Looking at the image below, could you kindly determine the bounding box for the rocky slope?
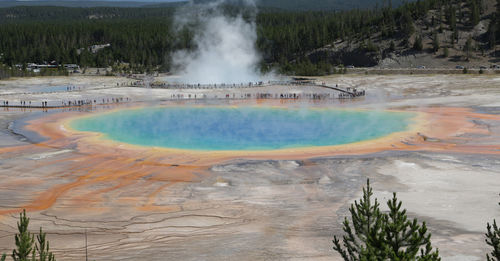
[306,0,499,69]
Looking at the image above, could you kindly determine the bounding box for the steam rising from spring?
[172,0,263,84]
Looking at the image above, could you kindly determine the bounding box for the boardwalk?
[130,80,366,99]
[0,80,366,110]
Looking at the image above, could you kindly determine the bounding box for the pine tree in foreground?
[35,228,56,261]
[332,179,386,259]
[333,179,440,261]
[12,210,34,261]
[384,193,440,260]
[486,195,500,261]
[9,210,56,261]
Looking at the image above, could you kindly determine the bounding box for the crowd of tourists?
[1,97,131,109]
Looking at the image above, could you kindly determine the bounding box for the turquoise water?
[33,85,71,93]
[70,107,415,151]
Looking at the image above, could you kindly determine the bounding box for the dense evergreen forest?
[0,0,492,76]
[0,0,412,10]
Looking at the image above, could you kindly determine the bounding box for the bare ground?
[0,74,498,260]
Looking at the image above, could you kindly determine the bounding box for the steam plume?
[172,0,264,84]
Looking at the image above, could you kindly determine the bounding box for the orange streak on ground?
[0,105,499,216]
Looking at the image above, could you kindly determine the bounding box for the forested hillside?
[193,0,412,11]
[0,0,411,11]
[259,0,411,11]
[0,1,178,8]
[303,0,496,71]
[0,0,497,76]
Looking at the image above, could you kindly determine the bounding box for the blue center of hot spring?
[70,107,415,151]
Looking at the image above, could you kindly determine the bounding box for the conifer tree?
[446,5,457,30]
[486,220,500,261]
[486,195,500,261]
[389,41,396,52]
[9,210,56,261]
[333,179,440,261]
[332,179,386,260]
[414,35,423,51]
[12,210,34,261]
[489,22,497,49]
[35,228,56,261]
[432,33,440,53]
[471,1,480,26]
[465,36,473,60]
[401,10,415,37]
[384,193,440,260]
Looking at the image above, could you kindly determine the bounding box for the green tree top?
[36,228,56,261]
[5,210,57,261]
[12,210,34,261]
[486,195,500,261]
[333,179,440,261]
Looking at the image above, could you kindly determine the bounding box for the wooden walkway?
[315,84,355,96]
[131,80,366,98]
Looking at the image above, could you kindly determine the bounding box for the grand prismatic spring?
[0,75,500,261]
[70,107,415,151]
